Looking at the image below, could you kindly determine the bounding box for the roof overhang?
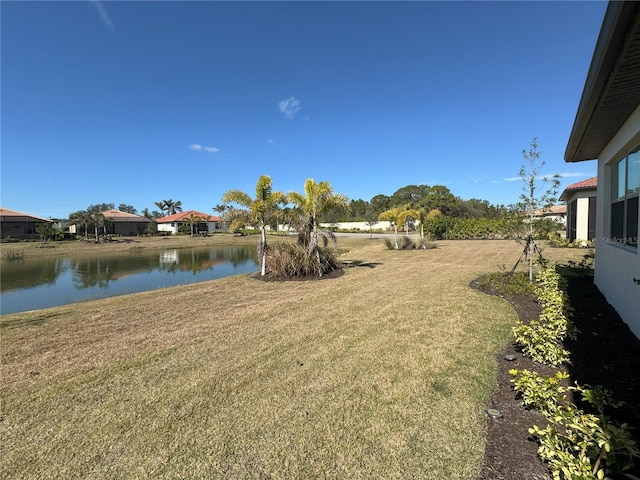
[565,1,640,163]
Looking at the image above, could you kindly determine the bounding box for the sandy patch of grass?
[0,238,589,479]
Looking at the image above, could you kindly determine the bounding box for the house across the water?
[156,211,224,235]
[0,208,53,240]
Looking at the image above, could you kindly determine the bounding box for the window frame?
[609,145,640,248]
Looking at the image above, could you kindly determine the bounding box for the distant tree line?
[320,184,514,223]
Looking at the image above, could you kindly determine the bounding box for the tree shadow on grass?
[342,260,382,269]
[0,312,67,331]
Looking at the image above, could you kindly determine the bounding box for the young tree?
[378,206,420,249]
[364,208,379,239]
[222,175,286,276]
[518,138,561,281]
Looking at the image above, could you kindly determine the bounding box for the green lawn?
[0,238,587,479]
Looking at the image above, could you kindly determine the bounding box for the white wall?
[319,221,394,231]
[157,223,178,234]
[594,104,640,338]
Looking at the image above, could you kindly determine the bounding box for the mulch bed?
[474,272,640,480]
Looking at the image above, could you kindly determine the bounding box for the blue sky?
[2,1,605,219]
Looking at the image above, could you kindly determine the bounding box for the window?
[610,147,639,247]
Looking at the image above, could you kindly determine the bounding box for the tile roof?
[101,209,149,221]
[533,205,567,217]
[156,210,221,223]
[565,176,598,191]
[559,176,597,200]
[0,208,52,222]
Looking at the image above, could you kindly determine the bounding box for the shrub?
[512,265,576,366]
[0,236,21,243]
[510,371,640,480]
[265,242,341,278]
[510,369,569,415]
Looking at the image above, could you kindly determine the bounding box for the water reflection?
[0,246,257,314]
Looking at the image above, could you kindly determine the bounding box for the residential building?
[531,205,567,228]
[156,210,224,235]
[0,208,53,239]
[69,209,152,237]
[559,177,597,242]
[564,1,640,337]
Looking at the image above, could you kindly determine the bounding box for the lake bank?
[1,233,263,259]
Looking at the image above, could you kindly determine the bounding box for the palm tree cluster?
[154,199,183,217]
[68,210,110,243]
[221,175,348,278]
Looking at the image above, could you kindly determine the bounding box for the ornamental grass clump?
[383,236,437,250]
[265,242,341,278]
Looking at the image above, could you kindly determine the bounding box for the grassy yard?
[0,237,589,479]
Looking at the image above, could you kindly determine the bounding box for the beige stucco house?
[560,177,597,242]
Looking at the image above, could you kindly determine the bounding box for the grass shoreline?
[0,238,588,479]
[1,233,263,259]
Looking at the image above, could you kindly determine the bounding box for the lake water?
[0,246,258,315]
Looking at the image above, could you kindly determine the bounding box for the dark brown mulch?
[474,272,640,480]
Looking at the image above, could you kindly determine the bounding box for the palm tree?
[212,204,227,217]
[69,210,92,241]
[90,212,106,243]
[154,201,167,217]
[379,206,420,249]
[288,179,348,275]
[212,204,228,231]
[183,212,205,237]
[222,175,286,276]
[165,199,183,215]
[154,199,182,217]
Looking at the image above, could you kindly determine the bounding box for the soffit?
[566,3,640,162]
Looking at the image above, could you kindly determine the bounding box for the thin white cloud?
[278,96,301,119]
[189,144,219,153]
[504,176,521,182]
[90,0,115,32]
